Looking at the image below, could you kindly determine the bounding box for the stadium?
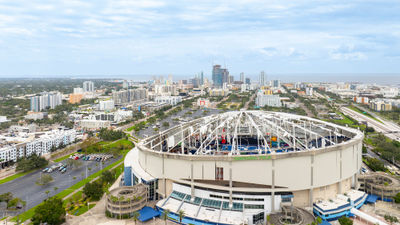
[124,110,365,224]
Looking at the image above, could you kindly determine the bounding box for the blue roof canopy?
[366,194,378,204]
[138,207,161,222]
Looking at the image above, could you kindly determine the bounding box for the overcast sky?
[0,0,399,78]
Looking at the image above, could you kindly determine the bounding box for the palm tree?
[161,209,170,225]
[178,210,185,225]
[132,211,140,225]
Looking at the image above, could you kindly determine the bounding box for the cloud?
[0,0,399,75]
[329,44,368,60]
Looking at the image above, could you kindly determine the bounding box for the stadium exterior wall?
[134,132,363,208]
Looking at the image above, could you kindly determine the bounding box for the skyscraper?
[212,65,229,87]
[240,72,245,83]
[83,81,95,92]
[259,71,266,86]
[272,80,281,88]
[200,71,204,85]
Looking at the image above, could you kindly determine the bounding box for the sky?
[0,0,399,79]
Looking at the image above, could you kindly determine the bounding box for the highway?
[341,107,400,141]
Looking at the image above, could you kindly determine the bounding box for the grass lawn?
[74,203,96,216]
[0,170,34,185]
[53,152,76,163]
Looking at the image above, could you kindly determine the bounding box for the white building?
[0,116,8,123]
[83,81,95,93]
[155,96,182,106]
[99,100,115,111]
[30,92,62,112]
[256,92,282,107]
[0,129,76,163]
[79,116,111,130]
[306,87,313,96]
[73,87,84,94]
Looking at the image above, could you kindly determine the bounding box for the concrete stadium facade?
[124,111,364,224]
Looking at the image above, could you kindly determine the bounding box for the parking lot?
[137,108,221,139]
[0,152,121,215]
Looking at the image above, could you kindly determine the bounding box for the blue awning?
[366,194,378,204]
[138,207,161,222]
[321,220,332,225]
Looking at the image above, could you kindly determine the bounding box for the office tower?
[212,65,229,87]
[259,71,266,86]
[83,81,95,92]
[200,71,204,85]
[30,92,62,112]
[245,78,251,85]
[240,72,245,83]
[228,75,234,84]
[272,80,281,88]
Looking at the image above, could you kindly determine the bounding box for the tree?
[83,181,104,200]
[0,192,13,204]
[45,190,50,198]
[338,216,353,225]
[161,209,170,225]
[162,122,170,127]
[365,157,386,172]
[16,154,48,172]
[384,215,398,225]
[394,192,400,203]
[32,196,66,225]
[132,211,140,225]
[36,174,54,186]
[101,170,115,184]
[66,158,82,169]
[178,210,185,225]
[7,197,25,209]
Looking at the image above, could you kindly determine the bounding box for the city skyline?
[0,0,399,77]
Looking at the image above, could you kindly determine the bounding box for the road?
[0,155,121,216]
[245,92,256,109]
[341,107,400,141]
[136,108,221,139]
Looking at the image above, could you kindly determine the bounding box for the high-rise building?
[83,81,95,92]
[112,89,148,104]
[228,75,234,84]
[245,78,251,85]
[200,71,204,85]
[212,65,229,87]
[259,71,266,86]
[240,72,245,83]
[30,92,62,112]
[272,80,281,88]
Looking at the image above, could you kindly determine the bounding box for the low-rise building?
[255,92,282,107]
[99,100,115,111]
[79,116,111,130]
[369,99,392,112]
[154,96,182,106]
[209,89,229,97]
[69,93,83,104]
[0,129,76,163]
